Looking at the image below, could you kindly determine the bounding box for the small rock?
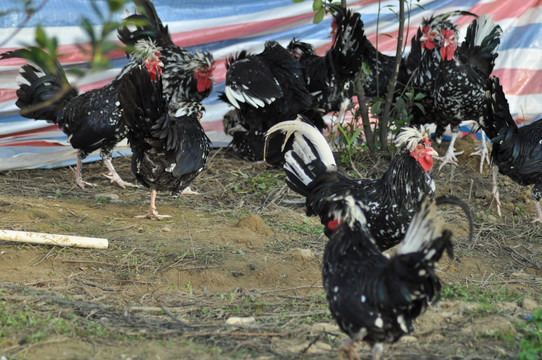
[310,322,340,335]
[399,335,418,343]
[162,226,172,232]
[225,316,256,326]
[289,248,314,260]
[521,297,539,312]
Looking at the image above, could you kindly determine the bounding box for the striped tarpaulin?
[0,0,540,169]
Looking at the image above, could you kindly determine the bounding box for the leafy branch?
[1,0,133,76]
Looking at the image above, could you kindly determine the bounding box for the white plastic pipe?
[0,230,108,249]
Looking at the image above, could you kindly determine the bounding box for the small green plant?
[292,0,341,24]
[166,283,176,291]
[515,204,526,216]
[396,89,425,127]
[96,196,110,204]
[184,281,193,296]
[519,309,542,360]
[228,169,283,196]
[336,120,364,165]
[219,292,237,302]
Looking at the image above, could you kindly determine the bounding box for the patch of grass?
[191,244,231,265]
[477,329,516,348]
[442,283,524,304]
[463,303,503,318]
[518,309,542,360]
[0,302,70,343]
[0,301,127,346]
[228,169,283,196]
[96,196,110,204]
[266,217,323,236]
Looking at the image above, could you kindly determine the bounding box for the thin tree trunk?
[341,0,375,152]
[379,0,405,151]
[356,76,375,153]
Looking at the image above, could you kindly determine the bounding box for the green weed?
[519,309,542,360]
[96,196,110,204]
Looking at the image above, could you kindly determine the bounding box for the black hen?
[0,41,163,188]
[118,0,214,115]
[355,19,409,100]
[322,194,452,359]
[482,76,542,222]
[432,14,502,170]
[219,40,326,164]
[119,66,210,220]
[265,118,438,251]
[287,5,364,119]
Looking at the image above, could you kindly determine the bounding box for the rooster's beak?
[425,147,439,157]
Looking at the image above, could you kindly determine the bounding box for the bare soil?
[0,136,541,360]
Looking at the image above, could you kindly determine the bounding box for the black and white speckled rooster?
[407,11,478,131]
[265,118,438,251]
[286,4,364,120]
[219,41,326,164]
[0,40,163,188]
[118,0,214,116]
[321,194,452,359]
[432,14,502,170]
[482,76,542,222]
[119,65,210,220]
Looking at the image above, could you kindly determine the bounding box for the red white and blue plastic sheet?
[0,0,540,169]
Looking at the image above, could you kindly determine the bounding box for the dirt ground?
[0,135,541,360]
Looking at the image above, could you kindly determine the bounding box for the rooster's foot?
[104,173,139,189]
[492,192,502,217]
[338,338,360,360]
[135,211,172,220]
[179,186,200,195]
[77,180,97,189]
[437,150,464,171]
[469,142,490,174]
[531,201,542,223]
